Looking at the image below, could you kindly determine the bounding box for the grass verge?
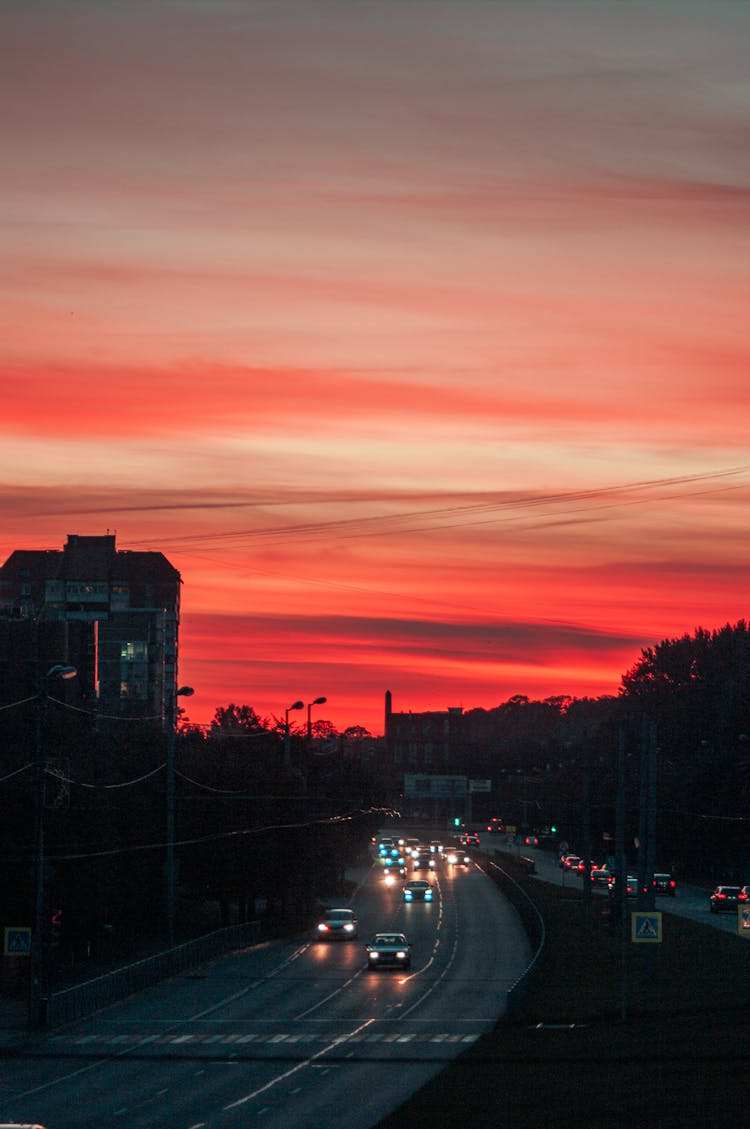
[374,856,750,1129]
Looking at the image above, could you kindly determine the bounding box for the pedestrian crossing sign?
[4,926,32,955]
[631,911,662,943]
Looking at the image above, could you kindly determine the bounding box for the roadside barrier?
[46,920,261,1027]
[482,857,545,1016]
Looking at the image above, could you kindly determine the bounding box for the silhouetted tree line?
[1,620,748,974]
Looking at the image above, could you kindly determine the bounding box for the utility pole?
[615,724,628,1022]
[29,664,76,1028]
[581,735,591,910]
[165,685,193,948]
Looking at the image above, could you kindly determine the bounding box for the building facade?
[0,533,182,725]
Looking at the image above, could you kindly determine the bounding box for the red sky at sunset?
[2,1,749,736]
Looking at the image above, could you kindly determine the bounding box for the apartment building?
[0,533,182,724]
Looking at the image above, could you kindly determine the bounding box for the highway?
[0,839,532,1129]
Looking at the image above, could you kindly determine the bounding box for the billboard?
[404,774,467,798]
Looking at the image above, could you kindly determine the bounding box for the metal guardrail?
[46,920,261,1028]
[484,853,545,1016]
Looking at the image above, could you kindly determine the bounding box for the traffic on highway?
[0,828,532,1129]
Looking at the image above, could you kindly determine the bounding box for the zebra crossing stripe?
[53,1029,482,1047]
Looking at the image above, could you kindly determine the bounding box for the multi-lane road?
[0,837,532,1129]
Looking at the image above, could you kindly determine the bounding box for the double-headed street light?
[307,696,327,742]
[166,685,194,948]
[284,700,304,771]
[30,663,77,1028]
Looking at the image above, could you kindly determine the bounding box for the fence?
[483,853,546,1015]
[46,919,261,1027]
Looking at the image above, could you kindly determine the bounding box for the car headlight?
[317,923,328,932]
[425,891,433,900]
[404,892,413,901]
[344,923,354,932]
[395,951,407,960]
[369,951,379,960]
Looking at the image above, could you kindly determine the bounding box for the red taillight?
[739,893,748,902]
[717,893,726,900]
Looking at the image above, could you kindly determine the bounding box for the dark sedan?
[709,885,746,913]
[315,907,359,939]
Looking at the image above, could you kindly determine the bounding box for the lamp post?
[284,700,304,771]
[30,663,77,1029]
[306,696,327,743]
[165,684,194,948]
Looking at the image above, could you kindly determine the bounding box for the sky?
[2,0,749,737]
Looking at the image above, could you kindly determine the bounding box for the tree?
[209,703,271,734]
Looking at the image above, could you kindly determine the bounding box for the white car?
[446,851,471,867]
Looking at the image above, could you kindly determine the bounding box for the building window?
[121,640,148,661]
[120,677,148,700]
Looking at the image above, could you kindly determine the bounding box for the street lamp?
[284,700,304,771]
[165,685,194,948]
[30,664,77,1028]
[306,696,327,742]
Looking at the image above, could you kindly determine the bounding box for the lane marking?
[223,1018,375,1110]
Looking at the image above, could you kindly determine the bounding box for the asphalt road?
[488,836,750,938]
[0,847,532,1129]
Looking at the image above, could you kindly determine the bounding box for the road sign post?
[631,911,662,943]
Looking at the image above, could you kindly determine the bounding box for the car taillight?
[739,893,748,902]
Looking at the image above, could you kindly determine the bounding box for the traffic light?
[453,817,461,827]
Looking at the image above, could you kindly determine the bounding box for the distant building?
[385,690,471,774]
[0,533,182,726]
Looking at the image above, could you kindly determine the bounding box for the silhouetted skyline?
[3,1,749,734]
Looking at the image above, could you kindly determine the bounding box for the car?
[315,907,359,940]
[405,838,421,856]
[590,867,612,888]
[429,840,444,855]
[446,850,471,867]
[486,817,504,834]
[709,885,746,913]
[366,932,411,970]
[607,874,639,898]
[561,855,582,872]
[459,832,480,847]
[377,837,395,857]
[413,851,435,871]
[403,879,433,902]
[651,873,677,897]
[524,835,540,846]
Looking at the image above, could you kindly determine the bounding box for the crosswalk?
[49,1029,481,1050]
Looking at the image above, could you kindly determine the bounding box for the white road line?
[223,1018,375,1111]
